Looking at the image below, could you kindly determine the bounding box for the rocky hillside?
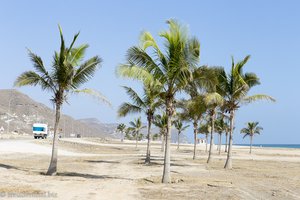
[0,89,189,143]
[0,89,115,138]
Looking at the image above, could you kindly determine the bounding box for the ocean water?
[236,144,300,149]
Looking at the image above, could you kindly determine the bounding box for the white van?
[33,123,48,139]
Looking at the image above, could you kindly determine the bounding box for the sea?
[235,144,300,149]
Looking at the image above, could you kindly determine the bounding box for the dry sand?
[0,137,299,200]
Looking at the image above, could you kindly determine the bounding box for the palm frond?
[27,49,47,76]
[73,88,111,107]
[122,86,145,108]
[58,25,66,67]
[244,72,260,88]
[127,46,166,80]
[14,71,55,92]
[68,31,80,54]
[116,65,157,85]
[118,103,142,117]
[242,94,276,104]
[69,44,89,65]
[72,56,102,88]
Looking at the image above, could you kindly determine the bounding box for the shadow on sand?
[0,163,20,170]
[84,160,120,164]
[140,161,191,167]
[0,163,44,174]
[56,172,132,180]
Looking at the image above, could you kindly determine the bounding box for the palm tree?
[117,123,126,141]
[118,83,161,164]
[215,116,228,155]
[182,66,216,159]
[217,56,275,169]
[153,113,168,153]
[241,122,263,154]
[178,97,206,159]
[128,117,146,148]
[198,122,210,153]
[205,93,224,163]
[173,119,189,150]
[14,26,108,175]
[124,127,133,140]
[204,68,225,163]
[117,20,200,183]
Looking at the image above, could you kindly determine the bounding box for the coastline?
[234,144,300,149]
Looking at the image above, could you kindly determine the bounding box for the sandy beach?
[0,137,299,200]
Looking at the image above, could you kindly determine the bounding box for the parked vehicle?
[33,123,48,139]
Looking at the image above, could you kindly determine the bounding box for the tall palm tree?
[14,26,108,175]
[178,97,206,159]
[241,122,263,154]
[118,83,161,164]
[128,117,146,148]
[117,123,126,141]
[117,19,200,183]
[153,113,168,153]
[217,56,275,169]
[173,119,189,150]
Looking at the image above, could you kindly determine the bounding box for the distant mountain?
[0,89,189,143]
[0,89,113,138]
[78,118,119,138]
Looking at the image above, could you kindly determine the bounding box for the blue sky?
[0,1,299,144]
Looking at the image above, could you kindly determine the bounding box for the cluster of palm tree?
[13,20,274,183]
[117,19,275,183]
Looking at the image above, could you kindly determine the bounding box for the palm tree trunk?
[205,134,208,153]
[177,131,180,150]
[225,131,228,152]
[161,133,165,152]
[218,133,222,155]
[135,131,138,148]
[162,112,172,183]
[193,121,198,160]
[46,102,61,175]
[250,135,253,154]
[162,98,174,184]
[224,110,235,169]
[207,111,215,163]
[145,118,152,164]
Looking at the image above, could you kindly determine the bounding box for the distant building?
[197,138,206,144]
